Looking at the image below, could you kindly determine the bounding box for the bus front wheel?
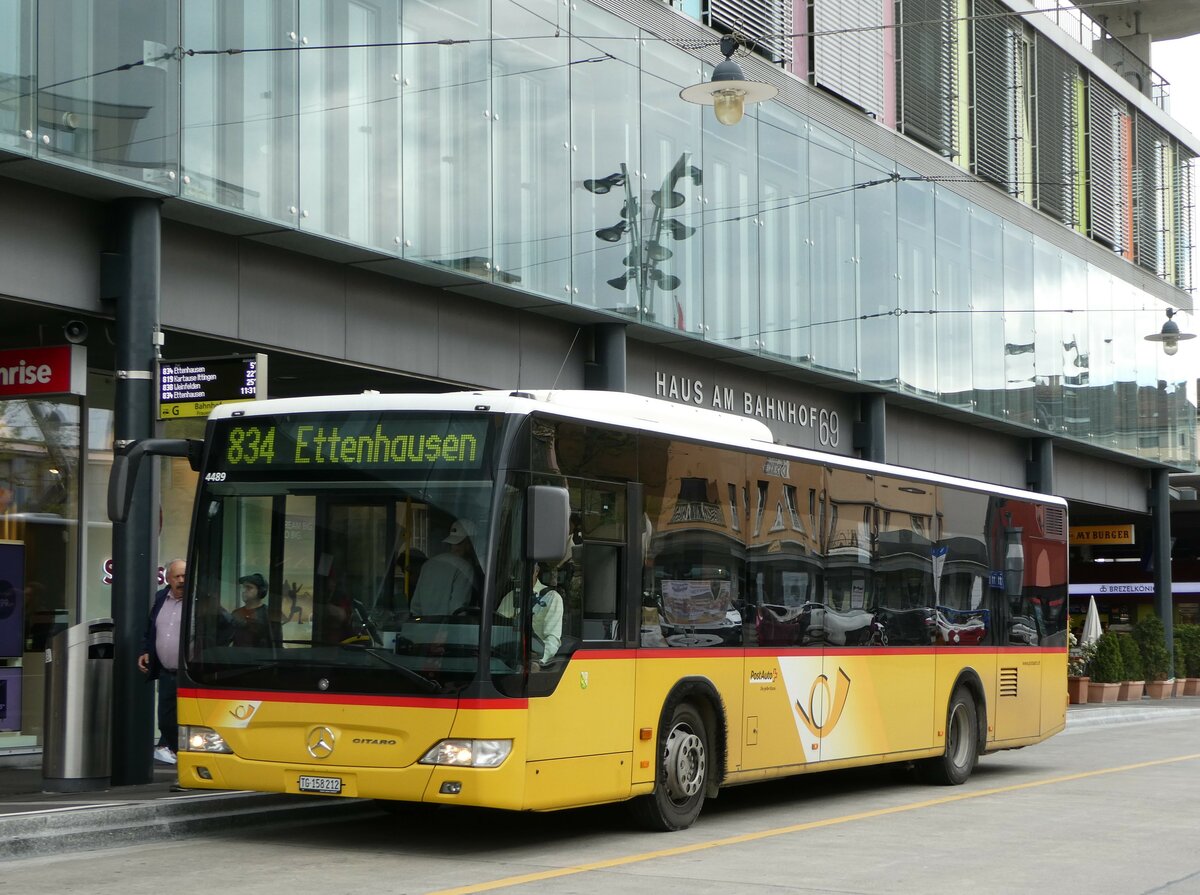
[631,702,709,831]
[920,686,978,785]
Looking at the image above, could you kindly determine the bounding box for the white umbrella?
[1080,595,1102,648]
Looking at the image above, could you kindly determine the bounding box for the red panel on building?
[0,345,85,398]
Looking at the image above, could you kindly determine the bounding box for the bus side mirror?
[108,438,204,523]
[527,485,570,563]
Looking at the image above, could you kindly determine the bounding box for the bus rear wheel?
[920,686,978,785]
[631,702,708,831]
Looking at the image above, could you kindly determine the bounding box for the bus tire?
[630,702,709,831]
[920,686,978,785]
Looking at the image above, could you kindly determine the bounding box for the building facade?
[0,0,1196,758]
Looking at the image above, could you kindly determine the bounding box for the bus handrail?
[108,438,204,523]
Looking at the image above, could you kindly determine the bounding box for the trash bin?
[42,618,114,792]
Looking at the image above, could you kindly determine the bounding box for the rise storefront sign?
[0,346,86,398]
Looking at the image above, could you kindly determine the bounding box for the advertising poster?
[662,580,730,626]
[0,541,25,658]
[0,666,20,731]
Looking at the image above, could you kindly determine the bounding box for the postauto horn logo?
[794,668,852,738]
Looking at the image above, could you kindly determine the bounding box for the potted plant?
[1173,638,1188,696]
[1134,613,1172,699]
[1117,634,1144,702]
[1066,632,1091,705]
[1086,631,1124,703]
[1180,624,1200,696]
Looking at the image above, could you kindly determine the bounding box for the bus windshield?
[186,412,502,695]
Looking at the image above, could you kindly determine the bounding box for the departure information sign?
[210,415,493,474]
[159,355,266,419]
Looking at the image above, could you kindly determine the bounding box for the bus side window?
[581,543,620,641]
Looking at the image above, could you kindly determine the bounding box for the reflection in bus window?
[641,437,745,648]
[872,476,935,646]
[935,488,991,646]
[746,453,823,648]
[820,468,876,646]
[993,498,1068,647]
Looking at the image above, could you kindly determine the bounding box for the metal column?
[1150,468,1175,678]
[584,323,627,392]
[108,198,161,786]
[1027,437,1055,494]
[853,394,887,464]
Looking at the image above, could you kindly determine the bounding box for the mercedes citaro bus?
[110,390,1067,830]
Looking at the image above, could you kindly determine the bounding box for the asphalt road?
[5,714,1199,895]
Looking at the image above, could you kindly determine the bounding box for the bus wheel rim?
[664,723,705,801]
[947,703,969,766]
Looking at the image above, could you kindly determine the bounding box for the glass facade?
[35,1,180,187]
[0,0,1195,468]
[0,373,118,750]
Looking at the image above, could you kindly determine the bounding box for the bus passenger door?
[523,480,635,805]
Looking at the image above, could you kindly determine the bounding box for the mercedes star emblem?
[307,726,336,759]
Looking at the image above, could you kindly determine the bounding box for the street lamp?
[1144,308,1195,356]
[680,36,778,126]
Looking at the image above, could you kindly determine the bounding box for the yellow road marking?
[428,752,1200,895]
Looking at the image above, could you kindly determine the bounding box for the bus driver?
[497,562,563,668]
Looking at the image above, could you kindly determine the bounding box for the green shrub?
[1133,613,1171,681]
[1178,624,1200,678]
[1175,639,1186,680]
[1069,637,1096,677]
[1118,634,1144,681]
[1088,631,1125,684]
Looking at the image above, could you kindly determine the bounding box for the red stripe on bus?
[649,646,1066,659]
[572,649,639,660]
[177,687,527,709]
[457,698,529,710]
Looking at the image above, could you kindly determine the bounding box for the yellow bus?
[131,390,1068,830]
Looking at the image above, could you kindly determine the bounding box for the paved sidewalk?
[1058,692,1200,730]
[1,695,1197,862]
[0,755,377,861]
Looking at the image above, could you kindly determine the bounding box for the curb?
[1065,705,1200,730]
[0,790,379,862]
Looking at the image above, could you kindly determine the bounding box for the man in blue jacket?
[138,559,186,764]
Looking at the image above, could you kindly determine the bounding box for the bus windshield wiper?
[341,645,440,693]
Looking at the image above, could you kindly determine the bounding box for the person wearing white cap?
[410,518,479,618]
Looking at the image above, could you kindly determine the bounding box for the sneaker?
[153,746,177,765]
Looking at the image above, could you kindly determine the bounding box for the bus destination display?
[212,416,491,473]
[160,355,265,419]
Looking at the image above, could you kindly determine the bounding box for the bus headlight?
[179,725,233,754]
[419,739,512,768]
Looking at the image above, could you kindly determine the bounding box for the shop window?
[0,395,81,748]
